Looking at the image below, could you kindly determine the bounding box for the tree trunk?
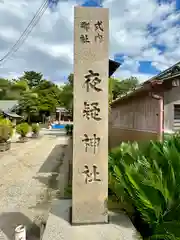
[28,114,31,123]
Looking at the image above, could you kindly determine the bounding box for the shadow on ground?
[0,212,40,240]
[30,144,67,211]
[32,144,66,192]
[38,144,66,174]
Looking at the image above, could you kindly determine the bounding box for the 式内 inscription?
[94,20,104,43]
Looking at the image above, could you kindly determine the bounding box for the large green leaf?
[108,137,180,238]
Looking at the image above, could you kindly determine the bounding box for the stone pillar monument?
[41,6,136,240]
[72,6,109,224]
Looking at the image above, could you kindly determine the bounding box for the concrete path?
[0,135,69,240]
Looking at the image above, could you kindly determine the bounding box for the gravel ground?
[0,134,68,240]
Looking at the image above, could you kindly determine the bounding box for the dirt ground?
[0,134,68,240]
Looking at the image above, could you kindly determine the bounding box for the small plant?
[64,184,72,197]
[109,138,180,239]
[0,118,13,143]
[31,123,40,135]
[16,122,29,138]
[0,118,13,151]
[65,124,73,136]
[65,124,70,135]
[69,124,73,135]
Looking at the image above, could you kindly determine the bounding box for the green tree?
[0,78,10,100]
[35,79,55,90]
[21,71,43,89]
[0,71,64,122]
[11,79,29,92]
[18,92,39,123]
[60,74,139,108]
[36,80,62,114]
[59,74,73,111]
[68,73,73,86]
[110,76,139,100]
[0,78,25,100]
[7,79,30,100]
[3,77,32,101]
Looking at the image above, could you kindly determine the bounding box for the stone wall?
[57,137,73,197]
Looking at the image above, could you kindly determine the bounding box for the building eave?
[111,85,148,106]
[111,80,164,107]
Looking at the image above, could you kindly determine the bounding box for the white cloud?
[114,57,154,82]
[120,57,140,73]
[0,0,179,84]
[104,0,179,81]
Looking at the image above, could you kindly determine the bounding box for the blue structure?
[81,0,102,7]
[48,0,59,7]
[51,124,66,129]
[48,0,103,9]
[48,0,60,11]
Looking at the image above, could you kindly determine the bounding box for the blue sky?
[0,0,179,83]
[176,0,180,9]
[81,0,180,79]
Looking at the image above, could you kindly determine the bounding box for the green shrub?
[65,124,73,136]
[69,124,73,135]
[31,123,40,134]
[109,137,180,239]
[0,118,13,143]
[16,122,29,137]
[64,184,72,197]
[65,124,70,135]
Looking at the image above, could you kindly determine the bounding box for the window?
[173,104,180,130]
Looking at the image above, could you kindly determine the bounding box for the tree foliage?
[0,71,62,122]
[18,92,39,123]
[59,74,73,111]
[0,78,11,100]
[0,71,139,122]
[59,73,140,110]
[109,76,139,100]
[21,71,43,89]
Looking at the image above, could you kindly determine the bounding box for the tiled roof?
[144,61,180,84]
[0,100,18,112]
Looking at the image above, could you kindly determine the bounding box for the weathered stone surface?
[42,199,139,240]
[73,7,109,224]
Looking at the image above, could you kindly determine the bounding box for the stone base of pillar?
[41,199,138,240]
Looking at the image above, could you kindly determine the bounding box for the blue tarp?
[81,0,102,7]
